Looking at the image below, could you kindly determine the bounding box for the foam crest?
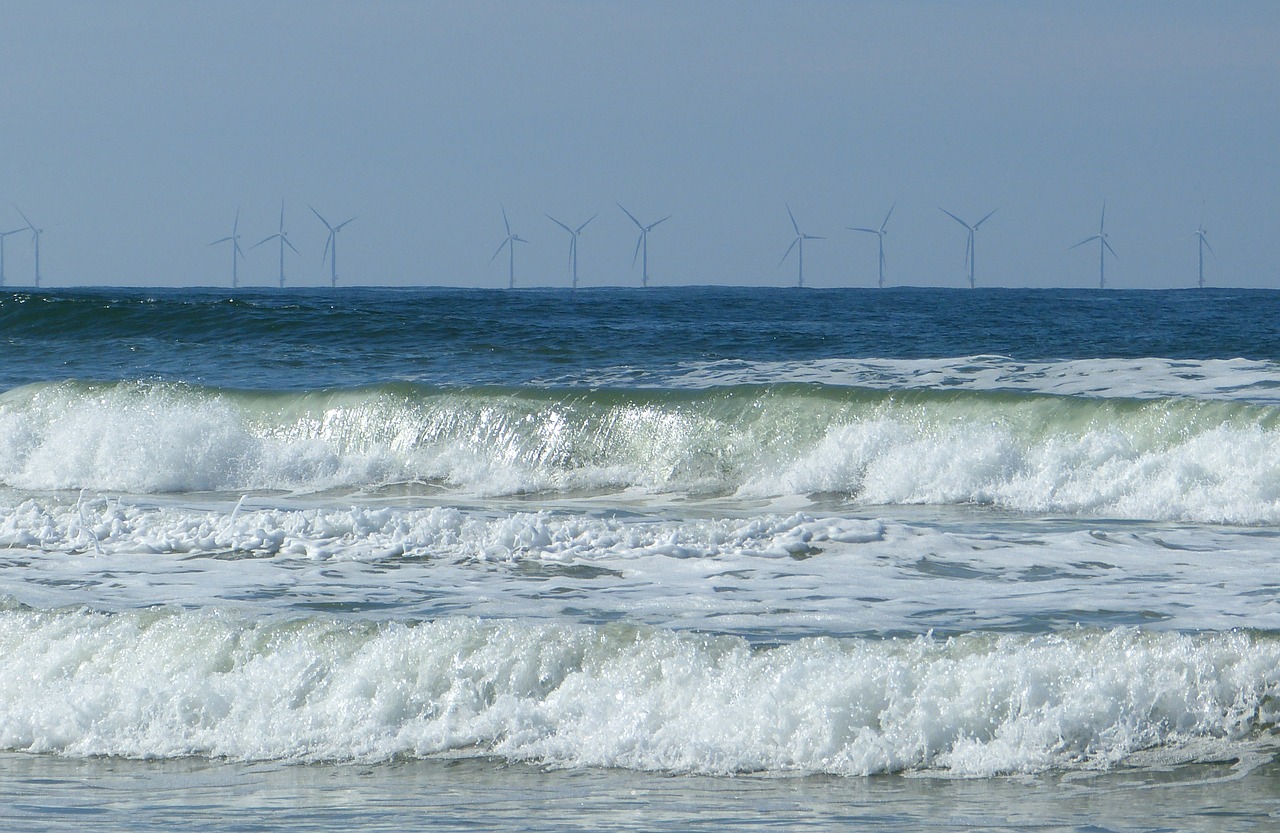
[4,381,1280,523]
[0,610,1275,775]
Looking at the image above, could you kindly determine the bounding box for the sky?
[1,0,1277,290]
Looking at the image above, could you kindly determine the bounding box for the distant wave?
[1,606,1275,775]
[3,379,1280,523]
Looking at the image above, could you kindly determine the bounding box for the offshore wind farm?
[0,198,1244,290]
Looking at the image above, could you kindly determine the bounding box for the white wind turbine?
[847,203,895,288]
[252,201,300,288]
[546,212,595,289]
[939,207,997,289]
[0,224,27,288]
[618,204,669,287]
[311,206,356,288]
[1070,202,1117,289]
[1194,212,1214,289]
[490,206,528,289]
[15,206,44,288]
[208,208,247,288]
[780,204,823,288]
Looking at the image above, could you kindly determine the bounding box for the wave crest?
[1,609,1275,775]
[2,381,1280,523]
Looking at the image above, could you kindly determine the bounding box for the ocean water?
[1,286,1279,831]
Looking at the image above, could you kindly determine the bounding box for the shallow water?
[4,753,1278,833]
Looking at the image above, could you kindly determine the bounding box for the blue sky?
[1,0,1277,288]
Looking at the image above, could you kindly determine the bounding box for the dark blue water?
[5,286,1280,391]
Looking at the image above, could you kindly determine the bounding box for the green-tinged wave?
[1,380,1279,522]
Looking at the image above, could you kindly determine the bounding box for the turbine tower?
[546,212,595,289]
[0,225,27,288]
[847,204,895,288]
[780,204,823,288]
[618,204,669,287]
[1194,214,1214,289]
[490,206,528,289]
[15,207,43,288]
[1070,202,1117,289]
[251,201,299,288]
[208,208,247,288]
[311,206,356,288]
[939,207,997,289]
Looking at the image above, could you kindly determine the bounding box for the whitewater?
[2,286,1278,832]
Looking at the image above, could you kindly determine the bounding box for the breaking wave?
[2,380,1280,523]
[0,606,1275,776]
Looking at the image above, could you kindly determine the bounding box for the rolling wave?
[2,380,1279,522]
[1,606,1275,775]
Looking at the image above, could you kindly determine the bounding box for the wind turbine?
[208,208,247,288]
[939,207,997,289]
[780,204,823,288]
[251,201,300,288]
[618,204,669,287]
[311,206,356,288]
[490,206,528,289]
[15,207,43,288]
[0,224,28,288]
[546,212,595,289]
[1194,213,1214,289]
[847,203,894,288]
[1070,202,1117,289]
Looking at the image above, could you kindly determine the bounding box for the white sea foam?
[4,379,1280,524]
[645,356,1280,403]
[3,497,1278,636]
[0,609,1275,776]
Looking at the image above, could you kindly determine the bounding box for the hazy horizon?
[2,1,1277,290]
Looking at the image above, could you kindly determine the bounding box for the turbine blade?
[575,213,596,233]
[803,234,824,240]
[1070,235,1099,250]
[939,207,968,228]
[847,227,878,234]
[490,239,509,263]
[1203,237,1215,257]
[233,207,240,235]
[1103,238,1117,258]
[778,237,798,267]
[632,233,643,267]
[502,206,511,237]
[786,204,799,236]
[251,234,278,249]
[14,206,34,230]
[284,236,300,255]
[279,201,285,232]
[545,214,573,234]
[322,234,332,265]
[235,241,246,260]
[647,215,670,230]
[618,203,643,229]
[309,205,333,231]
[975,208,998,228]
[209,236,233,246]
[1100,201,1107,232]
[881,203,895,232]
[335,217,355,230]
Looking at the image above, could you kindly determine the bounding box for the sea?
[1,285,1278,832]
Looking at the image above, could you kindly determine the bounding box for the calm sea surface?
[1,286,1278,831]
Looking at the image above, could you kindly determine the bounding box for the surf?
[0,606,1275,776]
[3,379,1280,523]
